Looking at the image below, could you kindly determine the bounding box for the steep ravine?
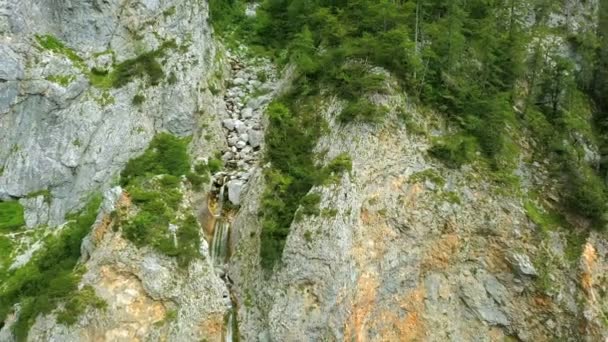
[205,50,278,341]
[1,1,607,341]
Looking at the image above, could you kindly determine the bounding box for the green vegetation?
[0,196,102,341]
[132,94,145,105]
[409,169,445,188]
[0,201,25,231]
[121,133,190,185]
[211,0,608,270]
[35,35,83,66]
[36,34,175,90]
[428,134,478,169]
[89,41,175,89]
[46,75,75,87]
[26,189,51,204]
[56,285,107,325]
[258,100,351,270]
[118,133,201,267]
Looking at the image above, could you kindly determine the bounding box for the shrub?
[339,98,387,123]
[207,157,223,174]
[119,134,201,267]
[563,165,608,225]
[121,133,190,185]
[132,94,145,105]
[0,196,101,341]
[428,135,478,169]
[299,193,321,216]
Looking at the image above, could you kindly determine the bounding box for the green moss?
[26,189,51,204]
[442,191,461,205]
[303,230,313,243]
[163,6,176,17]
[0,201,25,231]
[46,75,75,87]
[524,200,566,233]
[409,169,445,188]
[321,208,338,218]
[167,72,178,85]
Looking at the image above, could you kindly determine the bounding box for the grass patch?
[35,35,83,67]
[120,133,190,186]
[0,201,25,231]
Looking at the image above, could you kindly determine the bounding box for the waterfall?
[208,180,237,341]
[224,309,235,342]
[210,219,230,265]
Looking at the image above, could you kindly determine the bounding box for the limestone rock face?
[0,0,220,226]
[22,189,230,342]
[228,93,608,341]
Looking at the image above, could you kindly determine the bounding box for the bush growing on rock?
[0,196,102,341]
[119,133,201,267]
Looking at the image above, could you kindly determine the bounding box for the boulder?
[248,129,263,148]
[227,179,245,205]
[509,253,537,276]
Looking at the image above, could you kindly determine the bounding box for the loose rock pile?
[212,53,276,205]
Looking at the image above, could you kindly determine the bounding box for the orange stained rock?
[421,234,460,273]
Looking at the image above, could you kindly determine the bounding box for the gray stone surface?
[0,0,218,226]
[228,179,245,206]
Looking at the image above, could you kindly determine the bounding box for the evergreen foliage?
[210,0,608,269]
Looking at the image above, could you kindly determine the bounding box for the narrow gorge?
[1,0,608,341]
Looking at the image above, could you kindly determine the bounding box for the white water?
[210,219,230,265]
[209,182,237,341]
[225,310,235,342]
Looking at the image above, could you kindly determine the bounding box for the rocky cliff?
[1,0,607,341]
[0,0,223,226]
